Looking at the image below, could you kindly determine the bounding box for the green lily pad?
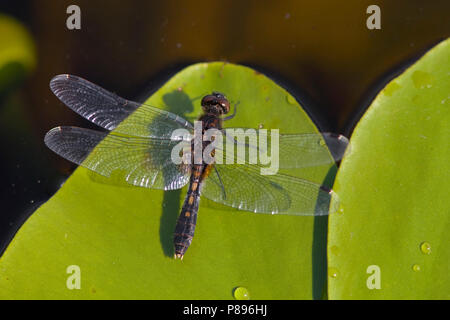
[328,39,450,299]
[0,14,36,94]
[0,62,336,299]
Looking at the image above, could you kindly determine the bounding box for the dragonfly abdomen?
[173,164,204,259]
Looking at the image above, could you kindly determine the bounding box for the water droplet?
[412,70,434,89]
[383,81,401,96]
[319,139,326,147]
[286,95,296,104]
[30,200,34,204]
[420,242,432,255]
[328,267,339,278]
[338,206,344,215]
[329,245,340,256]
[412,264,421,272]
[233,286,250,300]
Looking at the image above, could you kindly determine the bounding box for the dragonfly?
[44,74,349,260]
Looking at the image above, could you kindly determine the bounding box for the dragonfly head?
[201,92,230,115]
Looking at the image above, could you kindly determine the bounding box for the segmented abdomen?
[173,164,204,259]
[173,114,222,259]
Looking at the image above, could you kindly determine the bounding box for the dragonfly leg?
[222,101,240,121]
[222,128,259,152]
[214,166,227,200]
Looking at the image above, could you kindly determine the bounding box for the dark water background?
[0,0,449,287]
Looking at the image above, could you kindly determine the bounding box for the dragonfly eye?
[201,95,216,106]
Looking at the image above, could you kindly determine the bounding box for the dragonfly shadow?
[159,90,194,257]
[312,165,338,300]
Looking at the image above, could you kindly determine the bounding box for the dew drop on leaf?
[286,95,296,104]
[328,267,339,278]
[412,264,421,272]
[420,242,432,255]
[233,286,250,300]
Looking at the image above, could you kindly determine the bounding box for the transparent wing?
[216,129,349,168]
[44,126,190,190]
[201,162,338,216]
[50,74,193,138]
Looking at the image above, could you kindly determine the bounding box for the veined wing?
[215,129,349,168]
[50,74,193,138]
[201,162,338,216]
[44,126,190,190]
